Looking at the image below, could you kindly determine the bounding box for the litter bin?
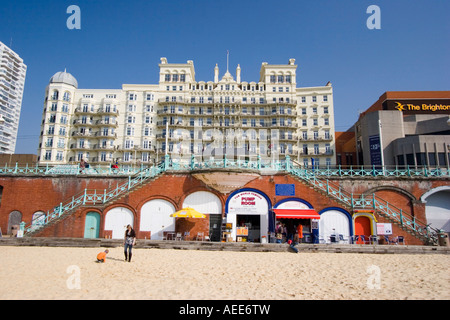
[438,230,449,247]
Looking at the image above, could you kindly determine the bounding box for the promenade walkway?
[1,237,448,255]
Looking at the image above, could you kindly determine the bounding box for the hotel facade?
[37,58,335,168]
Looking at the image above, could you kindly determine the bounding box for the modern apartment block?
[38,58,335,167]
[0,41,27,153]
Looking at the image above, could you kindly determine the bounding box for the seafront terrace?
[1,156,450,178]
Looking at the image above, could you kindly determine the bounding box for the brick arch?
[363,186,416,202]
[364,186,416,218]
[178,186,225,212]
[135,195,178,215]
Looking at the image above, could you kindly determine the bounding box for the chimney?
[236,64,241,83]
[214,64,219,83]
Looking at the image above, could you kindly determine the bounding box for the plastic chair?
[360,235,371,244]
[383,235,391,245]
[175,232,182,241]
[183,231,190,240]
[397,236,406,245]
[196,232,204,241]
[158,230,167,240]
[369,235,378,244]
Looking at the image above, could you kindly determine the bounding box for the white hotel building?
[0,41,27,154]
[38,58,335,168]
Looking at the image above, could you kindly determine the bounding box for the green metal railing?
[285,158,439,244]
[21,155,442,243]
[23,162,166,235]
[3,159,450,178]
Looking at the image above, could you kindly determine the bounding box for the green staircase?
[24,164,166,236]
[285,158,439,245]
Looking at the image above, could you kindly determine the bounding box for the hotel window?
[325,144,331,153]
[302,108,306,115]
[323,95,328,102]
[278,87,283,92]
[324,118,329,126]
[44,150,52,160]
[313,118,318,126]
[326,158,331,166]
[260,119,265,127]
[324,130,330,139]
[251,119,256,127]
[199,97,204,103]
[129,94,136,100]
[180,74,186,82]
[272,87,276,92]
[56,151,63,161]
[165,74,171,82]
[48,126,55,135]
[62,104,69,113]
[314,144,319,154]
[166,86,170,91]
[143,127,150,136]
[303,158,309,167]
[302,144,308,155]
[125,140,134,149]
[172,86,177,91]
[302,119,307,127]
[270,75,276,83]
[312,96,317,102]
[277,75,284,83]
[172,74,179,82]
[63,92,71,102]
[126,127,134,136]
[272,118,277,126]
[285,75,291,83]
[50,103,57,111]
[302,131,308,140]
[301,97,306,103]
[60,115,67,124]
[146,93,154,101]
[312,107,317,114]
[323,106,329,114]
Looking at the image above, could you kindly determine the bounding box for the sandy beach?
[0,245,448,300]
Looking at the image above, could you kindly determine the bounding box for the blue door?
[84,212,100,238]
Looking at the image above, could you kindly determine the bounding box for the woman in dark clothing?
[124,225,136,262]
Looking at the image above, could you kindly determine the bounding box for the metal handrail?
[20,156,443,243]
[3,162,449,178]
[23,163,165,235]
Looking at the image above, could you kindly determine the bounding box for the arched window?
[51,90,59,100]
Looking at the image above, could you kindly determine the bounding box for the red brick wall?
[0,173,448,245]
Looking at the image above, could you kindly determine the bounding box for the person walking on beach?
[124,225,136,262]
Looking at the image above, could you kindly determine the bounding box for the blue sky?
[1,0,449,154]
